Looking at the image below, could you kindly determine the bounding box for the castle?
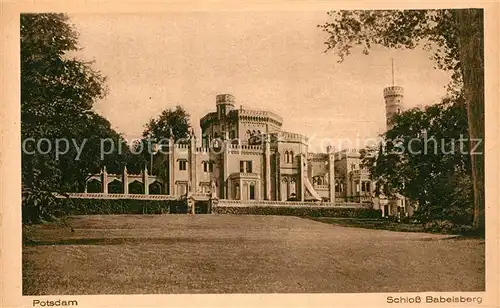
[85,83,408,216]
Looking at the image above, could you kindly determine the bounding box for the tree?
[319,9,484,231]
[21,13,118,222]
[133,106,192,174]
[142,105,191,141]
[361,95,473,225]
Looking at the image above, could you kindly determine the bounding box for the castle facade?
[86,83,408,216]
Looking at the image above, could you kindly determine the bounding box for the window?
[355,181,360,193]
[178,160,187,171]
[284,150,294,163]
[240,160,252,173]
[362,182,371,192]
[335,181,340,192]
[203,161,214,172]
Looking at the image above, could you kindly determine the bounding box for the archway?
[129,180,144,194]
[149,181,163,195]
[86,179,101,193]
[108,179,123,194]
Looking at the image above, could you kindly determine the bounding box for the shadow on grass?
[307,217,484,239]
[24,237,273,247]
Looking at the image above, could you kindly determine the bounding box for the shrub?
[214,206,382,218]
[53,198,188,216]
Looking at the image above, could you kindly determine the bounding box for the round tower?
[383,85,404,131]
[216,93,235,118]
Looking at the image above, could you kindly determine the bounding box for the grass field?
[23,214,485,294]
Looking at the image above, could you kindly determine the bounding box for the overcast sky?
[68,11,451,152]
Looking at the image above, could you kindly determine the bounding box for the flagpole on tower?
[391,57,395,86]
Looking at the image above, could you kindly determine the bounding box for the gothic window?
[289,151,294,163]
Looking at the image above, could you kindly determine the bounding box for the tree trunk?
[455,9,485,232]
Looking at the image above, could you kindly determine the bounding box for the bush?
[52,198,188,216]
[423,220,475,235]
[214,206,382,218]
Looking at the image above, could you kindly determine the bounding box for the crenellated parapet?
[274,131,308,144]
[383,85,404,98]
[334,148,361,160]
[235,109,283,127]
[308,153,328,161]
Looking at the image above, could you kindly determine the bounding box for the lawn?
[23,214,485,294]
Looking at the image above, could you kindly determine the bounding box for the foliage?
[319,9,484,231]
[20,13,129,222]
[214,206,382,218]
[319,10,462,85]
[55,198,187,215]
[142,105,191,141]
[361,96,473,225]
[132,105,192,174]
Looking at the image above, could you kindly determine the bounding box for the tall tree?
[319,9,484,231]
[361,95,473,225]
[133,106,191,174]
[142,105,191,141]
[21,13,116,222]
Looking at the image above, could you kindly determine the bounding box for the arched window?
[289,151,294,163]
[284,150,289,163]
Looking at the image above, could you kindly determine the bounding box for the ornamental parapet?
[217,199,367,208]
[235,109,283,126]
[54,193,179,200]
[274,131,308,144]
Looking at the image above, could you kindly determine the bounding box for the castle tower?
[216,94,235,119]
[383,59,404,131]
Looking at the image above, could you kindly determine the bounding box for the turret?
[216,94,235,119]
[383,59,404,131]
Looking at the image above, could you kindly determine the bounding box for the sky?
[68,11,452,152]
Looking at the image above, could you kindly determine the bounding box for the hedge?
[55,198,188,215]
[213,206,382,218]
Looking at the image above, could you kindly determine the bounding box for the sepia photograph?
[1,1,497,307]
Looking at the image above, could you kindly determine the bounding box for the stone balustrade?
[217,199,367,208]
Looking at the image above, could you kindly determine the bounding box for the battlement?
[334,148,361,159]
[228,144,263,150]
[275,131,308,143]
[236,108,283,126]
[383,86,404,98]
[308,153,328,160]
